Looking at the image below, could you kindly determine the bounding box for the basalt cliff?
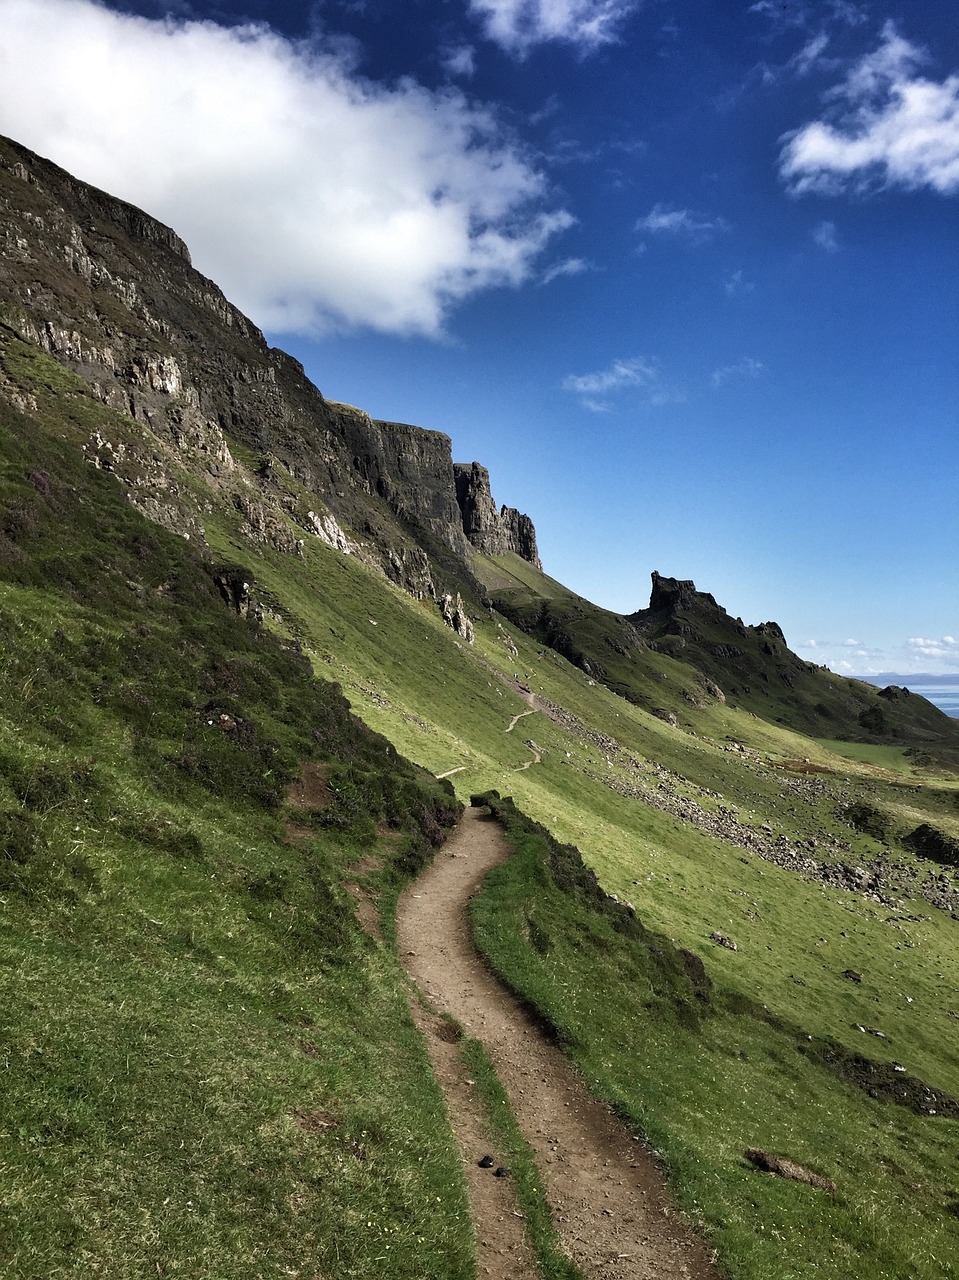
[1,130,956,758]
[0,134,537,629]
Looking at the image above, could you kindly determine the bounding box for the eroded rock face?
[0,133,542,610]
[386,547,435,600]
[439,592,474,643]
[453,462,541,567]
[304,509,352,554]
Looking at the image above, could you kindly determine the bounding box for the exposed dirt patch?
[398,808,719,1280]
[744,1148,836,1194]
[404,998,541,1279]
[287,761,333,812]
[292,1108,337,1135]
[346,853,383,941]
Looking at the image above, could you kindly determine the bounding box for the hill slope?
[1,135,958,1280]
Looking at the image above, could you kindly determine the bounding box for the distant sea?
[913,685,959,718]
[859,674,959,719]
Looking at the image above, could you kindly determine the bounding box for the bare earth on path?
[397,807,720,1280]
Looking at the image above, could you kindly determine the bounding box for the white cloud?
[748,1,868,34]
[793,32,831,77]
[441,44,477,78]
[0,0,573,337]
[780,22,959,196]
[561,354,681,411]
[908,636,959,660]
[724,268,755,295]
[711,357,765,387]
[469,0,639,58]
[563,356,657,396]
[541,256,591,284]
[812,219,839,251]
[636,203,730,243]
[828,2,869,27]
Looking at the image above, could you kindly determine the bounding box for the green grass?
[3,324,959,1279]
[0,395,474,1279]
[815,739,915,771]
[469,795,959,1280]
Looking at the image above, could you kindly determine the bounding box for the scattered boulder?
[211,565,252,616]
[710,931,738,951]
[905,824,959,869]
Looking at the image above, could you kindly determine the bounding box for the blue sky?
[1,0,956,674]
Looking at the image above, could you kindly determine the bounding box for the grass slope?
[480,555,959,764]
[3,331,958,1279]
[0,374,473,1278]
[202,496,959,1277]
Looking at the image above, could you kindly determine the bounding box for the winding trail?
[506,707,536,733]
[397,808,719,1280]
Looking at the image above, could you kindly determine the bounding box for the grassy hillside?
[2,328,958,1279]
[481,555,959,765]
[198,456,959,1276]
[0,358,473,1278]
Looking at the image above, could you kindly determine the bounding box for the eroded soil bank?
[397,807,719,1279]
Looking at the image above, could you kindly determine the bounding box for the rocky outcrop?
[453,462,541,567]
[440,592,474,643]
[645,571,718,616]
[500,506,541,567]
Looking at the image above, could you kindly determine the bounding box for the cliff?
[0,133,539,602]
[453,462,541,567]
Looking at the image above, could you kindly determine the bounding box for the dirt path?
[397,808,719,1280]
[506,707,535,732]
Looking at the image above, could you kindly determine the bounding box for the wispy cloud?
[0,0,573,338]
[711,358,765,387]
[635,203,730,244]
[541,256,592,284]
[780,22,959,196]
[469,0,640,58]
[812,219,839,251]
[441,44,476,78]
[562,355,682,411]
[563,356,658,396]
[748,1,869,35]
[793,32,832,77]
[724,268,755,296]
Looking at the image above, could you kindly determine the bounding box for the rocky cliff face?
[453,462,541,567]
[0,134,540,613]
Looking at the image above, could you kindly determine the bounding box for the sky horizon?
[0,0,956,675]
